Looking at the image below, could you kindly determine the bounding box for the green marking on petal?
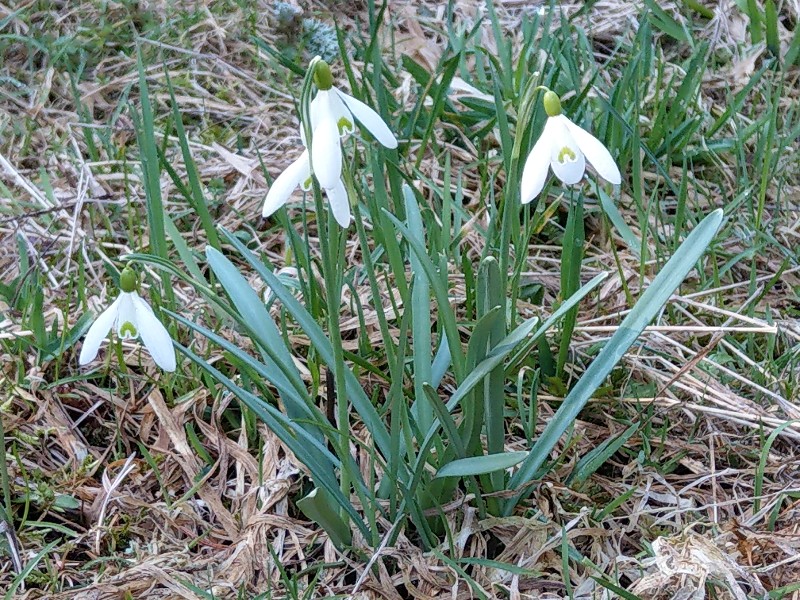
[119,321,137,339]
[337,116,353,135]
[302,177,313,190]
[558,146,577,163]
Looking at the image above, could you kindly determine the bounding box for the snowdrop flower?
[262,59,397,228]
[308,60,398,168]
[79,266,176,372]
[521,89,621,204]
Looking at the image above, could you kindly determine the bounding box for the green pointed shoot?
[435,452,529,479]
[477,257,507,508]
[505,209,724,514]
[406,185,434,434]
[764,0,780,58]
[297,487,353,548]
[746,0,763,45]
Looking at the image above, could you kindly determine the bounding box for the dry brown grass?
[1,0,799,598]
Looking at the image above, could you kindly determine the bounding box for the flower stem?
[310,189,352,514]
[498,76,540,305]
[299,58,358,532]
[0,412,12,526]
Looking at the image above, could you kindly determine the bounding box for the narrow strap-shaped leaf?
[478,257,506,450]
[383,210,466,380]
[557,195,585,376]
[505,273,608,374]
[164,69,220,250]
[446,317,539,416]
[430,332,451,389]
[216,231,394,459]
[506,209,724,512]
[405,316,539,502]
[598,184,640,258]
[405,185,434,433]
[424,383,466,460]
[461,306,503,454]
[176,343,370,539]
[206,247,309,411]
[169,311,325,433]
[435,452,529,479]
[478,257,507,506]
[566,422,638,486]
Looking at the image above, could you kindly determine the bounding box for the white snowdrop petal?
[549,117,585,185]
[564,118,621,184]
[310,90,353,136]
[132,294,176,372]
[263,150,310,217]
[312,116,343,189]
[79,295,122,365]
[326,179,351,228]
[520,126,553,204]
[309,91,327,133]
[337,89,398,148]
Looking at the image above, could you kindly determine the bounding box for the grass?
[1,0,800,597]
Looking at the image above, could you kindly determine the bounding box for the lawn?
[1,0,799,598]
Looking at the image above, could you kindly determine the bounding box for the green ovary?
[313,60,333,90]
[119,321,138,339]
[543,90,562,117]
[119,266,138,293]
[558,146,577,163]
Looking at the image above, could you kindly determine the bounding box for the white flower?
[310,86,398,150]
[262,144,351,228]
[521,90,621,204]
[79,289,176,372]
[263,59,398,228]
[305,85,396,219]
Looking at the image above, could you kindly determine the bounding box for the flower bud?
[313,59,334,91]
[543,90,562,117]
[120,266,138,293]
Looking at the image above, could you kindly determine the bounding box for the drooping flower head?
[262,58,398,228]
[521,89,621,204]
[79,266,176,372]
